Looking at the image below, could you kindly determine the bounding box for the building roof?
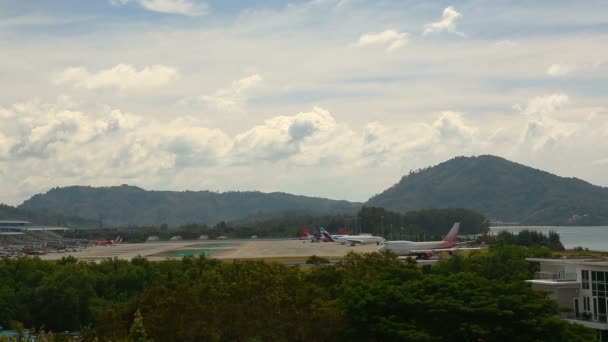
[527,257,608,267]
[20,226,71,231]
[525,279,579,287]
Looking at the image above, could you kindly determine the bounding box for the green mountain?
[0,203,97,228]
[19,185,360,227]
[367,155,608,225]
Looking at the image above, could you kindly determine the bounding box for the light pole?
[381,215,384,238]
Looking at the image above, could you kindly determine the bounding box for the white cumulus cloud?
[354,29,408,52]
[423,6,464,36]
[190,74,263,112]
[54,64,179,90]
[232,107,338,163]
[361,122,436,166]
[515,94,574,153]
[547,63,575,77]
[520,93,570,116]
[432,111,476,143]
[110,0,207,16]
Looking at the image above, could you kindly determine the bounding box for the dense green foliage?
[19,185,360,227]
[356,206,489,237]
[63,207,489,242]
[479,229,565,250]
[0,244,594,341]
[367,155,608,225]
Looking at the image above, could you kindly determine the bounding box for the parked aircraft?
[95,236,122,246]
[300,227,332,242]
[319,227,385,246]
[377,223,479,259]
[298,228,312,240]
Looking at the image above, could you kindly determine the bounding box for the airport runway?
[39,239,382,261]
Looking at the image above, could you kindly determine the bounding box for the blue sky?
[1,0,607,204]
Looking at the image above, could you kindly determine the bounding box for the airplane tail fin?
[301,228,309,237]
[319,227,335,242]
[443,223,460,242]
[115,236,123,243]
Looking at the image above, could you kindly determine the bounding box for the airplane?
[299,227,332,243]
[95,236,122,246]
[319,227,385,246]
[377,223,480,259]
[298,228,312,240]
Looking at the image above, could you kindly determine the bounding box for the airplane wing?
[433,247,483,252]
[455,241,478,246]
[408,247,483,254]
[346,239,364,245]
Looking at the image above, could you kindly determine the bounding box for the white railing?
[561,311,608,323]
[535,271,577,281]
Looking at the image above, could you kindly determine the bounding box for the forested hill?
[367,155,608,225]
[0,204,97,228]
[19,185,360,227]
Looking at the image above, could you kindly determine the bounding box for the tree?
[129,309,149,342]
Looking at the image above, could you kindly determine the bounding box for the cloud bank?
[3,91,604,204]
[54,64,179,90]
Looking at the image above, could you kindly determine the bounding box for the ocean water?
[490,226,608,251]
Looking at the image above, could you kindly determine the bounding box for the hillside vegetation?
[63,207,489,242]
[14,155,608,227]
[367,155,608,225]
[19,185,360,227]
[0,204,96,228]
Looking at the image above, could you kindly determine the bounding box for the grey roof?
[527,257,608,267]
[20,226,70,231]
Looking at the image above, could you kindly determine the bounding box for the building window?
[582,270,590,289]
[591,271,608,322]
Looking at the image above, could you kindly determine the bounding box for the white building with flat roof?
[0,220,70,244]
[527,257,608,341]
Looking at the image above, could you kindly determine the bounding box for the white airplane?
[377,223,479,259]
[319,227,385,246]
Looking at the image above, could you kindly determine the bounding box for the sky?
[1,0,608,205]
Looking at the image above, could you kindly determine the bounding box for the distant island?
[4,155,608,227]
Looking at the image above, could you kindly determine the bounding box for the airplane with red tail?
[377,223,480,259]
[95,236,123,246]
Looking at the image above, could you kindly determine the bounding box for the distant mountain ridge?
[0,204,97,228]
[366,155,608,225]
[19,185,360,227]
[15,155,608,227]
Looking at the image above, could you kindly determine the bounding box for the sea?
[490,226,608,251]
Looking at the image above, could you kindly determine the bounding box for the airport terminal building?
[527,258,608,341]
[0,220,71,246]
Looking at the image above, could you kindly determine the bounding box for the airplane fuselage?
[378,240,456,256]
[333,235,385,245]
